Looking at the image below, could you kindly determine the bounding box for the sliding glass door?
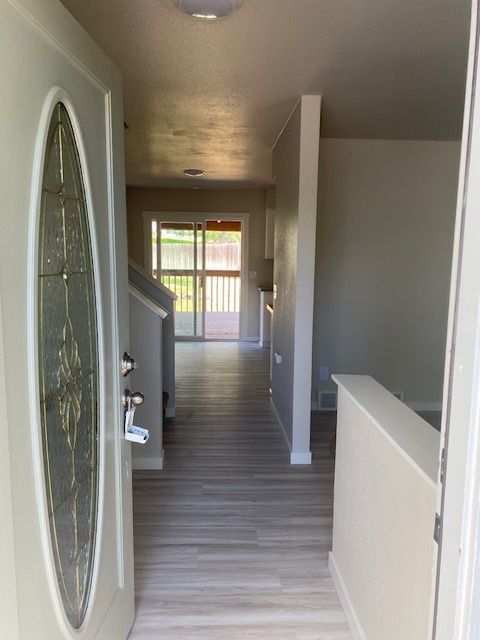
[156,222,203,338]
[204,220,241,339]
[149,218,242,340]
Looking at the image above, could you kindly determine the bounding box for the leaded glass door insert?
[38,103,99,629]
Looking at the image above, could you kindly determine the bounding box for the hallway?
[129,342,351,639]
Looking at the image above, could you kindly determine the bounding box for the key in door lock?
[123,388,149,444]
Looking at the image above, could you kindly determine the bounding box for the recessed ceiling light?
[171,0,244,20]
[184,168,206,177]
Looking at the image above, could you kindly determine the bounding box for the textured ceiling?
[60,0,471,188]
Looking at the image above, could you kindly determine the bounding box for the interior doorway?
[147,216,243,340]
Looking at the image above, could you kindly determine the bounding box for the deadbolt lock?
[121,352,137,377]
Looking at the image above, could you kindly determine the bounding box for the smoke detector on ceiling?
[171,0,244,20]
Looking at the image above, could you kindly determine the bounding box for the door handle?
[122,388,144,409]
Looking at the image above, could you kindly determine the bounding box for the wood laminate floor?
[129,342,351,640]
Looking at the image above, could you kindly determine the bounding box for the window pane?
[38,103,99,629]
[151,219,158,278]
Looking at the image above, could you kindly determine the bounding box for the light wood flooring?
[128,342,351,640]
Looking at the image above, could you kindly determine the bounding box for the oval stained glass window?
[38,103,99,629]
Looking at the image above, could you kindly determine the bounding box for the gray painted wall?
[312,139,460,408]
[272,96,321,460]
[271,105,301,442]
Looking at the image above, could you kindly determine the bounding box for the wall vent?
[318,391,337,411]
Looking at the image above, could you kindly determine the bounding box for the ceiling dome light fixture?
[184,168,206,177]
[171,0,244,20]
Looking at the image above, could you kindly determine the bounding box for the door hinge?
[434,513,442,544]
[440,447,446,484]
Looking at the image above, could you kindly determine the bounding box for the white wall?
[271,96,321,462]
[330,375,440,639]
[313,139,460,409]
[126,187,273,340]
[129,292,164,470]
[128,261,176,416]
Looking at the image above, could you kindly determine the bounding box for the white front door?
[0,0,134,638]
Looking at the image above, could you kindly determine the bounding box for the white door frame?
[432,1,480,637]
[143,211,249,341]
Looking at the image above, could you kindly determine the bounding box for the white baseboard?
[329,552,366,640]
[290,451,312,465]
[271,399,312,465]
[132,451,164,471]
[407,401,442,412]
[165,407,175,418]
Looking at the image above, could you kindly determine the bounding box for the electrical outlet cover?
[318,391,337,410]
[319,366,330,381]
